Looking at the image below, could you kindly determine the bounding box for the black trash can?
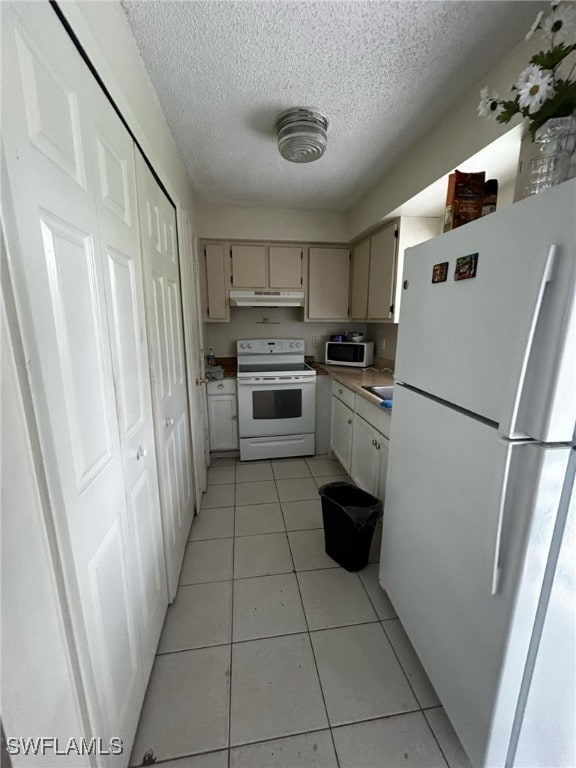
[318,482,383,571]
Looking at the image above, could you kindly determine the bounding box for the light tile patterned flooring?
[130,456,471,768]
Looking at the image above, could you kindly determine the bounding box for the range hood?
[229,290,305,307]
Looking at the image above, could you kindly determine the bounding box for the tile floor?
[130,455,471,768]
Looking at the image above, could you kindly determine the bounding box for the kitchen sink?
[362,385,394,400]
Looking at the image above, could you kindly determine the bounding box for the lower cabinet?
[329,381,390,500]
[350,413,389,498]
[330,395,354,468]
[207,379,238,451]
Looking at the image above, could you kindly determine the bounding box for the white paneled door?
[86,72,167,677]
[1,2,150,759]
[135,153,195,599]
[1,2,175,762]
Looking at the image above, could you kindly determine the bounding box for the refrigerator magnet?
[432,262,449,283]
[454,253,478,281]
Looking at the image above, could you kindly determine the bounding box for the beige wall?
[197,202,349,242]
[347,36,541,239]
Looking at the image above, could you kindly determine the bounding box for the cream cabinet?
[351,217,441,323]
[330,393,354,469]
[308,247,351,320]
[269,245,303,288]
[228,243,303,290]
[350,413,389,497]
[203,243,230,321]
[329,380,391,501]
[207,379,238,451]
[231,244,267,287]
[202,241,304,321]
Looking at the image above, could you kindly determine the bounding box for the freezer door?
[395,179,575,442]
[379,386,570,767]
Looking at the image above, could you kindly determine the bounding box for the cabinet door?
[208,394,239,450]
[269,246,302,288]
[308,248,350,320]
[377,434,389,502]
[367,223,397,320]
[350,238,370,319]
[231,244,266,288]
[350,414,381,495]
[330,396,353,472]
[204,243,229,320]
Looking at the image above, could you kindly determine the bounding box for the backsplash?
[204,307,369,359]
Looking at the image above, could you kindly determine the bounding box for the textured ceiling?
[122,1,541,211]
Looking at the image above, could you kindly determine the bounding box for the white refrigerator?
[379,179,576,768]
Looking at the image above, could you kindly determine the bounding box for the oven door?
[237,377,316,438]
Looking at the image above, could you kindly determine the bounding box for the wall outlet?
[312,336,321,347]
[380,339,386,352]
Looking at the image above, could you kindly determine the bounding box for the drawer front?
[207,378,237,395]
[354,394,391,438]
[331,379,355,409]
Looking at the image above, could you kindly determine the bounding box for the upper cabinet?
[231,244,266,287]
[307,247,351,320]
[350,217,441,323]
[203,243,230,321]
[269,246,303,288]
[201,240,344,322]
[202,241,306,321]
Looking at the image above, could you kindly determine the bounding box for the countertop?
[314,363,395,408]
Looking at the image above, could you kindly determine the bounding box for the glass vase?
[526,116,576,197]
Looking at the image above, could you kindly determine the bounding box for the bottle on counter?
[481,179,499,216]
[207,347,216,366]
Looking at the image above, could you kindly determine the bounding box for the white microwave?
[325,341,374,368]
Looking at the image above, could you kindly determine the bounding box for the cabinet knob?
[347,418,352,424]
[217,383,224,389]
[338,388,343,394]
[136,446,147,460]
[165,417,174,427]
[232,415,238,420]
[371,439,376,446]
[375,442,381,450]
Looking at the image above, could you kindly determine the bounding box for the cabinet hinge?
[394,229,398,239]
[390,304,394,314]
[204,247,207,257]
[349,252,352,261]
[230,249,233,283]
[300,277,303,285]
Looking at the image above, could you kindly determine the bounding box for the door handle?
[196,377,209,385]
[490,442,513,595]
[501,244,556,436]
[165,418,174,427]
[136,446,148,460]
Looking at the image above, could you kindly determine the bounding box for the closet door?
[135,153,195,599]
[1,2,143,754]
[86,71,167,676]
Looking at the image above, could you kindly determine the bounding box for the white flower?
[517,65,555,113]
[541,2,576,43]
[478,87,504,119]
[526,10,545,39]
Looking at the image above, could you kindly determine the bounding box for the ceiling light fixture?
[276,108,328,163]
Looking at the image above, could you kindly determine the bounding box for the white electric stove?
[236,339,317,461]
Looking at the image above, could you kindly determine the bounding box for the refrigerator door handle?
[491,441,514,596]
[501,244,556,437]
